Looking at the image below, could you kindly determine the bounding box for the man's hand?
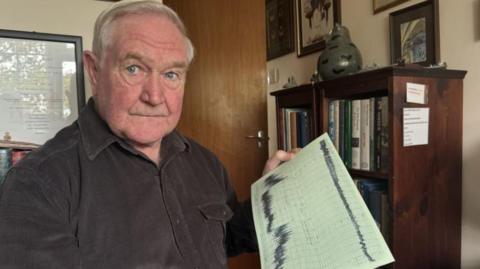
[262,148,301,175]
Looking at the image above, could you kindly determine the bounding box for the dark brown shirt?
[0,99,257,269]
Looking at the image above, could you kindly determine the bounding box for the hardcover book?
[0,148,12,185]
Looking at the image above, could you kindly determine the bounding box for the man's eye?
[164,71,180,80]
[126,65,140,74]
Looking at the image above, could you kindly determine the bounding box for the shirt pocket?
[197,202,233,265]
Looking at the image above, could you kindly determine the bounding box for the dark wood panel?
[390,75,463,268]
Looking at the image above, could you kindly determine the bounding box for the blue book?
[328,101,335,143]
[369,190,385,228]
[0,148,12,186]
[356,178,388,225]
[296,111,310,147]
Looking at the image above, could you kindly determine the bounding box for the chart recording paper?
[251,133,394,269]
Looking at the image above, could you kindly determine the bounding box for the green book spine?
[338,100,345,161]
[380,96,389,173]
[374,97,383,171]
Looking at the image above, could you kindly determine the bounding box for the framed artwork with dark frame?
[373,0,410,14]
[296,0,341,57]
[266,0,295,60]
[389,0,439,66]
[0,29,85,145]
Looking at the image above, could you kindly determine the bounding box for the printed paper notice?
[251,134,394,269]
[406,82,427,104]
[403,108,429,146]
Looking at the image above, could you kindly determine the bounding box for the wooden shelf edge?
[0,140,40,150]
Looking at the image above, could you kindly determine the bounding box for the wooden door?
[163,0,267,268]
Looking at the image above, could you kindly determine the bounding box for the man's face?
[88,13,189,147]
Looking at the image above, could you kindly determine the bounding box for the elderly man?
[0,1,293,268]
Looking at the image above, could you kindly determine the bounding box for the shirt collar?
[78,98,190,160]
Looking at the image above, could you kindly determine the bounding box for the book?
[338,100,345,161]
[333,100,340,151]
[369,97,376,171]
[284,108,310,150]
[374,97,384,171]
[12,150,30,166]
[0,148,12,186]
[351,100,361,169]
[356,179,388,229]
[343,100,352,168]
[380,191,391,244]
[289,111,298,149]
[369,189,384,228]
[297,111,310,147]
[373,97,389,172]
[379,97,389,172]
[328,100,335,144]
[283,108,290,150]
[360,99,371,171]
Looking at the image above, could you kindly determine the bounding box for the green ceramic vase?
[317,23,363,80]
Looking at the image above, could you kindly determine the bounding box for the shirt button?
[176,219,180,225]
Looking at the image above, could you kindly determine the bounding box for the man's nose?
[140,73,165,105]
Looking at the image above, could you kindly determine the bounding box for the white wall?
[0,0,122,99]
[267,0,480,267]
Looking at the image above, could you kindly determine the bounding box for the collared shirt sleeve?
[0,167,80,269]
[225,198,258,257]
[219,164,259,257]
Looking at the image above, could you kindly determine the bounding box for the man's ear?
[83,51,99,96]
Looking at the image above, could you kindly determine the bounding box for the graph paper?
[251,133,394,269]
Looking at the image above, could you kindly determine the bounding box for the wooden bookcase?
[271,66,466,269]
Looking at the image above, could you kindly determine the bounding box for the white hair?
[92,0,194,63]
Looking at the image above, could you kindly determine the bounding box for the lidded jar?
[317,23,363,80]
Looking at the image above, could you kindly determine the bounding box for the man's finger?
[262,149,301,175]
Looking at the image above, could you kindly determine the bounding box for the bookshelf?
[271,84,318,150]
[271,66,466,269]
[0,140,39,186]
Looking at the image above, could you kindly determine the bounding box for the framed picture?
[266,0,295,60]
[0,29,85,145]
[389,0,439,66]
[296,0,341,57]
[373,0,410,14]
